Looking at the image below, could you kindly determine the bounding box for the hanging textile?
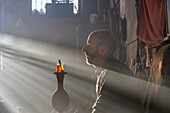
[167,0,170,34]
[137,0,167,48]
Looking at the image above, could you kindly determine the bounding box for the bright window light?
[31,0,79,14]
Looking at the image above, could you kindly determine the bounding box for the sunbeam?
[0,33,170,113]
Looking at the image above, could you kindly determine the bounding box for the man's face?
[82,36,99,66]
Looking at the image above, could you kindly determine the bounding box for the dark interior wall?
[82,0,98,16]
[1,0,99,48]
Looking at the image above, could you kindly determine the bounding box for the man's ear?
[98,46,106,54]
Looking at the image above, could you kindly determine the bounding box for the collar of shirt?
[95,67,107,96]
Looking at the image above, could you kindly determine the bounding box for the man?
[82,29,133,76]
[82,30,144,113]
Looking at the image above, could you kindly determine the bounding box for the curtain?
[167,0,170,34]
[137,0,167,48]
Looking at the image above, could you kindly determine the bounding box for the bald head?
[88,30,116,54]
[82,30,117,67]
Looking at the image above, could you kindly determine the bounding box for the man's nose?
[82,45,87,52]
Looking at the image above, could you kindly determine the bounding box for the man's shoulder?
[104,58,134,76]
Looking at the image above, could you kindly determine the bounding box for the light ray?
[0,33,170,113]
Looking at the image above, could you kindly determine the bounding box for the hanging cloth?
[137,0,167,48]
[167,0,170,34]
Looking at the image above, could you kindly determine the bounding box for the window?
[31,0,79,15]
